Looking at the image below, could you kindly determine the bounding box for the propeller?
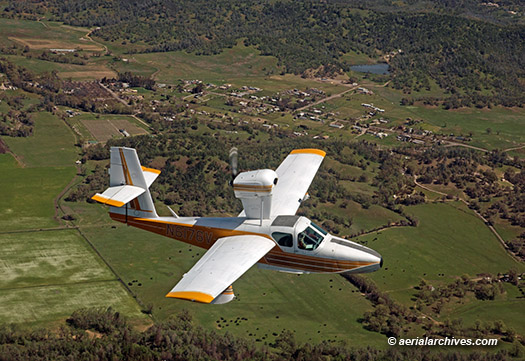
[229,147,239,181]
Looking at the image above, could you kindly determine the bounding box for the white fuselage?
[109,210,383,274]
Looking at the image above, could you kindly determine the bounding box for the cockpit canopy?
[297,222,327,250]
[270,215,329,252]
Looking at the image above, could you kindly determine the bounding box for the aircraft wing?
[270,148,326,216]
[166,235,275,303]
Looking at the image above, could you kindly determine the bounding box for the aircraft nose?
[330,237,382,273]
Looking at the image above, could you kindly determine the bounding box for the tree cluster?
[0,307,520,361]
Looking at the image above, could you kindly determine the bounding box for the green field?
[3,54,116,80]
[0,230,113,289]
[0,107,149,327]
[0,18,99,50]
[0,112,79,231]
[445,297,525,336]
[0,17,115,80]
[358,202,524,313]
[3,111,79,167]
[319,201,405,235]
[0,229,145,325]
[0,281,143,326]
[0,154,73,231]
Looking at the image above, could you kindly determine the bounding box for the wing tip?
[141,165,161,175]
[290,148,326,157]
[91,194,107,204]
[165,291,214,304]
[91,194,125,207]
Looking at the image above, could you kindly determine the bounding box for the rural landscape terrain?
[0,0,524,359]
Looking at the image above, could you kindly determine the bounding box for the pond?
[350,63,390,75]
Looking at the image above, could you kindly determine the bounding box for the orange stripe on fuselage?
[109,213,374,273]
[233,185,273,191]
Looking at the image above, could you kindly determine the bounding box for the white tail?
[92,147,159,218]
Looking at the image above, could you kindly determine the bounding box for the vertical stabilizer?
[92,147,159,219]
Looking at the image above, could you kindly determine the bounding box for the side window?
[272,232,293,248]
[297,226,324,251]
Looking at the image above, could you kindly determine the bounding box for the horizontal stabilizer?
[92,185,145,207]
[142,166,161,188]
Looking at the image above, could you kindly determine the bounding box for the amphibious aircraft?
[92,147,382,304]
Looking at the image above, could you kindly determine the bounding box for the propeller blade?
[229,147,238,178]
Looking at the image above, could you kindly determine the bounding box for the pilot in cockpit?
[298,224,325,250]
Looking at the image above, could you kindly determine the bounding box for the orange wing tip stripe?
[291,148,326,157]
[105,199,125,207]
[91,194,108,204]
[166,291,214,303]
[91,194,125,207]
[141,166,161,175]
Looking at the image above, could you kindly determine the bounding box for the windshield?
[297,223,326,251]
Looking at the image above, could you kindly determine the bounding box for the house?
[329,123,344,129]
[376,132,388,139]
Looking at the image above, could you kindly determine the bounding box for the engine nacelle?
[211,285,235,304]
[233,169,278,219]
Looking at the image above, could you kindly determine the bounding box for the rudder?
[92,147,159,218]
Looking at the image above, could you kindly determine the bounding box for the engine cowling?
[211,285,235,304]
[233,169,278,219]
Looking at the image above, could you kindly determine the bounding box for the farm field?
[0,107,150,327]
[445,297,525,336]
[0,228,145,326]
[3,55,116,80]
[79,116,148,142]
[0,17,115,81]
[0,111,78,231]
[0,154,73,232]
[0,18,103,51]
[0,281,144,327]
[0,229,113,289]
[318,201,405,236]
[0,155,148,326]
[2,111,79,167]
